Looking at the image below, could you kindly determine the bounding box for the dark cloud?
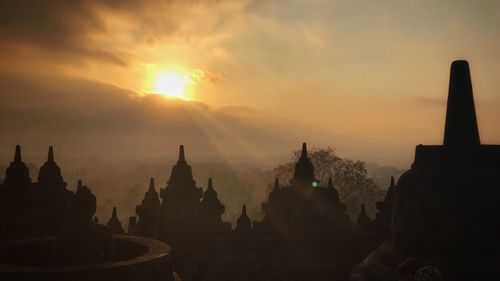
[0,0,129,65]
[0,0,247,66]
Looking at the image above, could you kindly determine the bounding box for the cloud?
[189,68,223,84]
[0,70,338,164]
[0,0,128,65]
[0,0,251,66]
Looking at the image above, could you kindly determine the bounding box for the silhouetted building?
[155,146,231,281]
[159,145,203,243]
[373,176,396,234]
[35,146,73,236]
[4,145,32,187]
[352,177,397,259]
[54,181,115,265]
[0,145,34,241]
[107,207,124,234]
[5,59,499,281]
[0,145,74,241]
[199,178,225,224]
[125,143,374,281]
[359,60,500,281]
[37,146,65,188]
[356,204,372,232]
[258,143,352,236]
[197,178,231,238]
[128,216,137,234]
[252,143,358,280]
[325,177,341,207]
[0,148,179,281]
[133,178,161,237]
[235,205,251,234]
[292,142,316,186]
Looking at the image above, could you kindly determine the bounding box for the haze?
[0,1,499,223]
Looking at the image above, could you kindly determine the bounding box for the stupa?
[359,60,500,281]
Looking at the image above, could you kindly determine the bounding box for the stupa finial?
[178,145,185,162]
[47,146,54,163]
[14,145,22,163]
[301,142,308,158]
[443,60,480,146]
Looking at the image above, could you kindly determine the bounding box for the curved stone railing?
[0,235,179,281]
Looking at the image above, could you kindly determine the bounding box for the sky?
[1,0,499,168]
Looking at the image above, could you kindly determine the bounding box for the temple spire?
[47,146,54,163]
[107,206,124,234]
[77,180,82,190]
[242,204,247,216]
[112,207,118,219]
[208,178,213,190]
[203,178,217,199]
[14,145,21,163]
[443,60,480,146]
[178,145,185,162]
[4,144,31,186]
[293,142,315,186]
[301,142,308,158]
[236,204,251,233]
[357,203,371,230]
[38,145,65,187]
[149,177,155,191]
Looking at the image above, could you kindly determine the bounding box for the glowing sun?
[152,71,192,99]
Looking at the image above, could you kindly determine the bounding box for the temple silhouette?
[126,143,387,280]
[355,60,500,281]
[0,60,499,281]
[0,147,177,280]
[0,146,73,241]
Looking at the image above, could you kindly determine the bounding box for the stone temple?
[0,147,178,281]
[358,60,500,280]
[2,59,499,281]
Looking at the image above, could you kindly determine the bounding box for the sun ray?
[183,103,275,168]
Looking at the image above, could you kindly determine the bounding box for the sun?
[152,71,192,100]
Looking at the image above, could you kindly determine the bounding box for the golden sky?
[0,0,499,167]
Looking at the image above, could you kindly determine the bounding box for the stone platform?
[0,235,179,281]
